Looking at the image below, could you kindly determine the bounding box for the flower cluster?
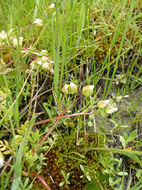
[34,19,44,26]
[30,53,54,74]
[61,82,78,95]
[0,29,23,47]
[62,83,94,97]
[97,99,118,115]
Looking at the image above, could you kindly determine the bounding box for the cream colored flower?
[104,105,118,114]
[61,82,77,95]
[41,56,49,62]
[41,50,48,56]
[48,3,55,9]
[34,18,43,26]
[41,56,54,73]
[97,100,110,108]
[82,85,94,97]
[68,82,77,94]
[61,84,69,94]
[42,62,54,73]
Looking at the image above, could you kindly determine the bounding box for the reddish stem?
[11,24,35,40]
[4,161,51,190]
[0,46,16,51]
[34,111,94,126]
[37,111,94,145]
[28,27,41,48]
[31,171,51,190]
[4,60,14,68]
[0,65,29,75]
[38,120,58,144]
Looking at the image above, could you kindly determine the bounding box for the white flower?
[61,82,78,95]
[41,56,49,62]
[0,152,4,168]
[49,60,54,64]
[97,100,110,108]
[82,85,94,97]
[41,50,48,56]
[30,59,42,70]
[42,62,54,73]
[30,56,54,73]
[68,82,77,94]
[48,3,55,9]
[34,18,43,26]
[37,60,42,65]
[0,30,7,40]
[104,105,118,114]
[41,56,54,73]
[61,84,69,94]
[70,82,76,87]
[13,37,23,46]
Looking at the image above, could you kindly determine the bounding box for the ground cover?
[0,0,142,189]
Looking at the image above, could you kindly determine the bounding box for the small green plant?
[59,170,70,187]
[119,130,137,149]
[80,164,91,182]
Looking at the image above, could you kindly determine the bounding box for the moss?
[32,132,110,190]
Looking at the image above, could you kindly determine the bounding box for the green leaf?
[110,177,121,186]
[86,148,142,167]
[136,170,142,179]
[125,130,137,144]
[23,177,29,188]
[59,182,65,187]
[120,136,126,148]
[80,164,85,173]
[86,173,91,181]
[117,171,128,176]
[12,118,35,190]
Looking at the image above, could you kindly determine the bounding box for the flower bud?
[97,100,110,108]
[104,105,118,114]
[82,85,94,97]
